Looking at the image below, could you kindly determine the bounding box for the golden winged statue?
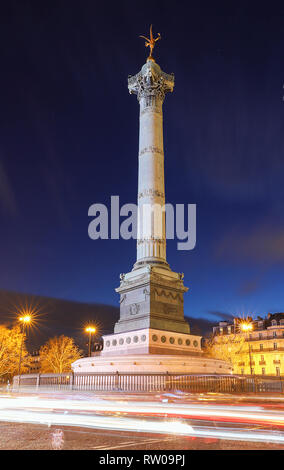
[140,25,161,61]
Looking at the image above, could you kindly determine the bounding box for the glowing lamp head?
[19,314,32,324]
[240,322,253,332]
[85,326,96,334]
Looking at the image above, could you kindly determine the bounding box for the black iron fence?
[12,372,284,394]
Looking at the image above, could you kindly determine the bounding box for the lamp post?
[18,314,31,387]
[85,326,96,357]
[240,322,253,375]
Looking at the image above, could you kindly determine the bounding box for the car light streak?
[0,408,284,444]
[1,396,284,428]
[1,395,284,445]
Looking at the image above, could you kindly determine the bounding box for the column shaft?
[137,97,166,263]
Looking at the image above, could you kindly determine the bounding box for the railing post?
[165,371,169,391]
[252,375,256,393]
[70,372,73,391]
[36,374,40,390]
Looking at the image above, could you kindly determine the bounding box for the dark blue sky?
[0,1,283,323]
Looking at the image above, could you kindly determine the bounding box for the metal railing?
[12,372,284,394]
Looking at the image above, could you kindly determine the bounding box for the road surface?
[0,390,284,450]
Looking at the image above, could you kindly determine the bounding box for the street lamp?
[240,321,253,375]
[18,314,32,387]
[85,326,96,357]
[240,322,253,332]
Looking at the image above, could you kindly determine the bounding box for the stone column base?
[100,328,202,357]
[72,354,232,375]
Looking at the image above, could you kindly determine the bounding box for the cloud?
[238,278,261,296]
[207,311,234,321]
[238,271,265,296]
[0,161,17,216]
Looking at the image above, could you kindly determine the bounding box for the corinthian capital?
[128,60,174,103]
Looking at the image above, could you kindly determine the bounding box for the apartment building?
[212,313,284,376]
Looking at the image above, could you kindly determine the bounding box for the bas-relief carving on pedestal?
[129,303,140,315]
[153,288,183,303]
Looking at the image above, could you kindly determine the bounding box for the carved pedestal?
[114,265,190,335]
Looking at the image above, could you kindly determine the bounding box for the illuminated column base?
[72,352,232,375]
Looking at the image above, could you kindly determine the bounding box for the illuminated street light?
[18,312,33,387]
[85,326,97,357]
[240,321,254,375]
[85,326,96,334]
[19,315,32,324]
[240,323,253,332]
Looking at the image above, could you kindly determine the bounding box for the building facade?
[213,313,284,376]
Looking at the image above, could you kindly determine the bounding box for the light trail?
[0,408,284,444]
[1,394,284,445]
[1,395,284,427]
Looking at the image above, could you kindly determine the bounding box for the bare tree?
[0,325,30,378]
[40,335,82,373]
[205,331,246,366]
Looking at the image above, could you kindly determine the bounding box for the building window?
[273,331,277,338]
[251,368,255,375]
[259,333,262,339]
[261,355,264,362]
[274,342,278,350]
[241,369,244,375]
[276,367,280,377]
[272,320,277,326]
[260,344,263,350]
[249,333,252,340]
[262,368,265,375]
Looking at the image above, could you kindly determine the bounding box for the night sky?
[0,1,283,326]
